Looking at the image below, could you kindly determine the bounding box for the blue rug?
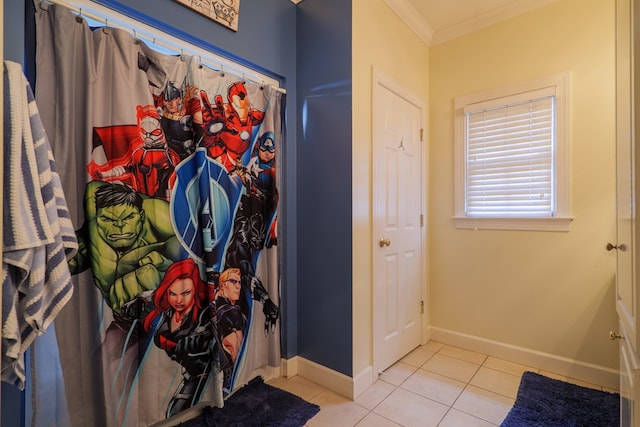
[178,377,320,427]
[501,371,619,427]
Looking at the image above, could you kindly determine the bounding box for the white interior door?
[373,69,425,375]
[615,0,640,425]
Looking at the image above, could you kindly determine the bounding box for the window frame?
[453,72,573,231]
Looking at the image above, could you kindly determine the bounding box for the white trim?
[430,326,619,390]
[353,366,375,399]
[295,357,354,399]
[453,216,574,232]
[279,356,375,400]
[383,0,433,46]
[454,72,571,231]
[280,355,300,379]
[243,364,282,383]
[430,0,560,46]
[384,0,560,47]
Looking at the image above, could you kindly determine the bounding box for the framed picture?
[174,0,240,32]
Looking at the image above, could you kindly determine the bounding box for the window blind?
[465,95,555,217]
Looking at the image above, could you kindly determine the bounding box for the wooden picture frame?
[174,0,240,32]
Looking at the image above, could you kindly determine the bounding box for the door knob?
[609,331,624,340]
[378,238,391,247]
[606,243,627,251]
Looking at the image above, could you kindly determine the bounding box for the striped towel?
[2,61,78,390]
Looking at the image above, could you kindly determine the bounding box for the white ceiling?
[385,0,560,46]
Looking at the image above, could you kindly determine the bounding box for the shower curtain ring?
[103,18,111,34]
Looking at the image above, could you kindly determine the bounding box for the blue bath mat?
[501,371,619,427]
[178,376,320,427]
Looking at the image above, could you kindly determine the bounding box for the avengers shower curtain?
[33,3,283,426]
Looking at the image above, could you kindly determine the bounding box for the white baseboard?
[352,366,375,398]
[244,364,281,383]
[430,326,620,390]
[280,355,299,378]
[279,356,358,399]
[295,357,354,399]
[277,327,620,401]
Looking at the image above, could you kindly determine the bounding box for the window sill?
[453,216,574,232]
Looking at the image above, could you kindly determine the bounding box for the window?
[454,73,572,231]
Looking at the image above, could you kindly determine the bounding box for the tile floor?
[267,340,618,427]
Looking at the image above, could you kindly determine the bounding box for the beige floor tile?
[355,412,402,426]
[422,353,481,383]
[373,388,449,427]
[267,375,326,402]
[355,380,396,411]
[400,347,434,368]
[379,361,418,386]
[482,357,535,377]
[452,384,514,425]
[284,340,617,427]
[400,369,465,406]
[421,340,445,353]
[307,390,369,427]
[470,366,521,399]
[438,345,488,365]
[438,408,498,427]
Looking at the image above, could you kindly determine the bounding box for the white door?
[372,69,425,375]
[615,0,640,425]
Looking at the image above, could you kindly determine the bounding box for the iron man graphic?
[199,82,265,171]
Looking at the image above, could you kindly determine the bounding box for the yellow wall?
[352,0,429,377]
[429,0,617,368]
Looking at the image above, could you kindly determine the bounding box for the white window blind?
[464,94,555,217]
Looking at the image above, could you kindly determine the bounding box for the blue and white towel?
[2,61,78,389]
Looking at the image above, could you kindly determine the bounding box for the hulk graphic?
[70,180,182,315]
[70,180,184,422]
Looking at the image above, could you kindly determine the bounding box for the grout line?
[281,340,615,426]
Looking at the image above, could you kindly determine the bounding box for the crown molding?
[431,0,559,45]
[384,0,433,46]
[385,0,559,47]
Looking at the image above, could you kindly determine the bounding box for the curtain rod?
[38,0,286,93]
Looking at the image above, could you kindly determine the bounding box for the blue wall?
[296,0,353,376]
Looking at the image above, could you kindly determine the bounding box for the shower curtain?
[32,3,284,426]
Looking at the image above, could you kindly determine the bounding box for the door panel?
[373,70,425,374]
[616,0,637,352]
[616,0,640,425]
